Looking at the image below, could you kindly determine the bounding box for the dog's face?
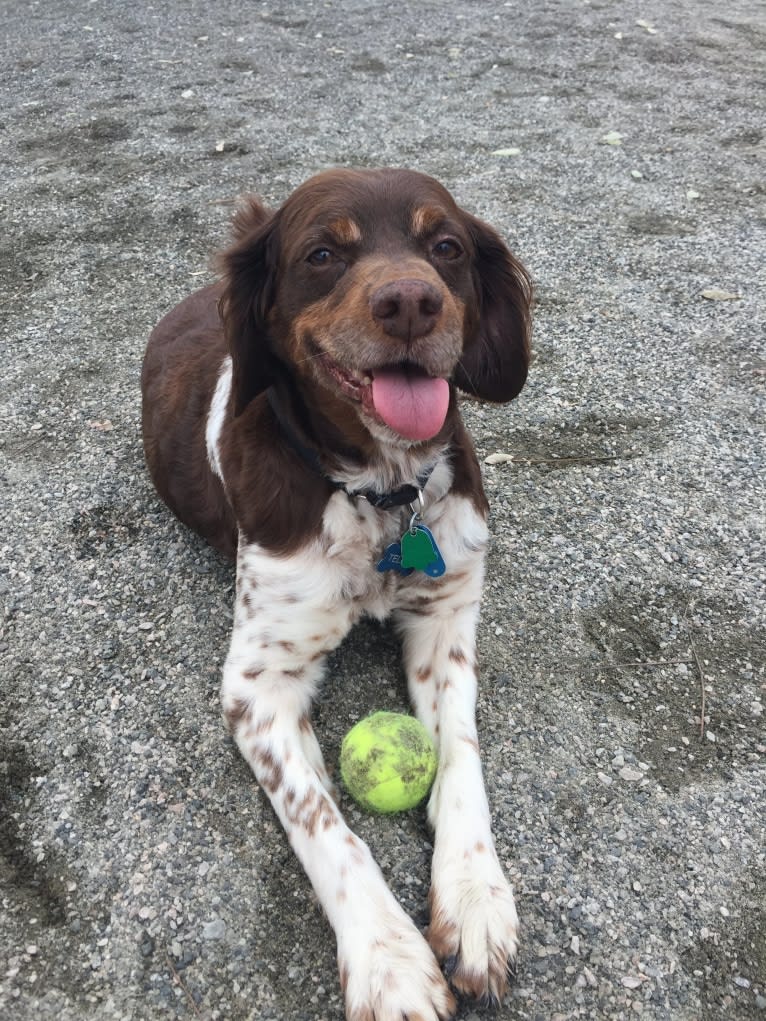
[223,168,532,444]
[272,172,475,443]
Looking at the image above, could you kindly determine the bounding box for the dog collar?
[352,470,434,510]
[265,388,436,511]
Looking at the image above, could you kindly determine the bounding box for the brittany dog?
[141,167,532,1020]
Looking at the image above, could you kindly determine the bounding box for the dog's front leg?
[222,543,455,1021]
[397,511,519,1004]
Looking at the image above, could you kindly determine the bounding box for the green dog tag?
[400,526,437,570]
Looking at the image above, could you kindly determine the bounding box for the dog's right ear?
[219,199,281,416]
[453,213,532,403]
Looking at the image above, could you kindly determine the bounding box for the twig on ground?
[683,603,708,741]
[623,658,695,668]
[511,455,618,466]
[690,636,707,740]
[165,953,202,1018]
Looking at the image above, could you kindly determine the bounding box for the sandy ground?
[1,1,764,1018]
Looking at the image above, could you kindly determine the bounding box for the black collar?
[266,388,436,510]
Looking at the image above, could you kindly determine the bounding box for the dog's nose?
[370,279,443,341]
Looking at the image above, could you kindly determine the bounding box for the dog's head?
[221,168,532,445]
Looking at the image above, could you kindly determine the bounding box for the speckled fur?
[141,168,532,1020]
[215,366,518,1015]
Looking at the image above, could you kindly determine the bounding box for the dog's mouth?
[319,355,450,442]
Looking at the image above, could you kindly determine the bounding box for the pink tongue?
[370,370,450,441]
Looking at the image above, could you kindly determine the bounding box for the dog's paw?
[338,908,456,1021]
[427,843,519,1004]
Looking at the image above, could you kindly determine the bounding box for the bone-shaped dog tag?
[376,541,414,576]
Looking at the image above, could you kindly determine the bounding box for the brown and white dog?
[141,168,531,1021]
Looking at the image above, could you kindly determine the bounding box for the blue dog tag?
[376,542,414,576]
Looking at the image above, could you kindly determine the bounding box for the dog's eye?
[432,238,463,260]
[307,247,335,266]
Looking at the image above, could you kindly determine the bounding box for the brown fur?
[141,168,531,560]
[140,168,532,1019]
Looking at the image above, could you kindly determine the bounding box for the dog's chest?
[235,492,415,629]
[319,492,414,615]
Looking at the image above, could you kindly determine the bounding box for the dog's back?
[141,283,237,556]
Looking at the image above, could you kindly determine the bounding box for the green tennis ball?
[340,711,438,813]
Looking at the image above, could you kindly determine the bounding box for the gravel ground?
[1,1,764,1019]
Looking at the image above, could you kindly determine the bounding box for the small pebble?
[202,918,226,940]
[622,975,642,989]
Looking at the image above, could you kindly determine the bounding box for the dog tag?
[400,524,446,577]
[418,525,447,578]
[376,541,414,576]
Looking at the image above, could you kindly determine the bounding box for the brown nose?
[370,278,443,341]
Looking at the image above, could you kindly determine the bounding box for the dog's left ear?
[453,215,533,403]
[219,200,282,416]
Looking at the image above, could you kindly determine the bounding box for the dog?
[141,167,532,1020]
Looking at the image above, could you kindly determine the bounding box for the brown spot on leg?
[224,697,251,733]
[415,664,432,683]
[344,832,364,864]
[254,747,284,793]
[302,792,338,837]
[427,889,459,961]
[283,784,338,835]
[448,647,467,666]
[338,960,350,995]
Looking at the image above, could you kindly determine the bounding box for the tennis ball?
[340,711,438,813]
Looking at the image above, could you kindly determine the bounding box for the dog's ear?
[219,199,281,416]
[453,214,533,403]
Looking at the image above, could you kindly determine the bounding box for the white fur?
[206,356,232,481]
[220,469,518,1017]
